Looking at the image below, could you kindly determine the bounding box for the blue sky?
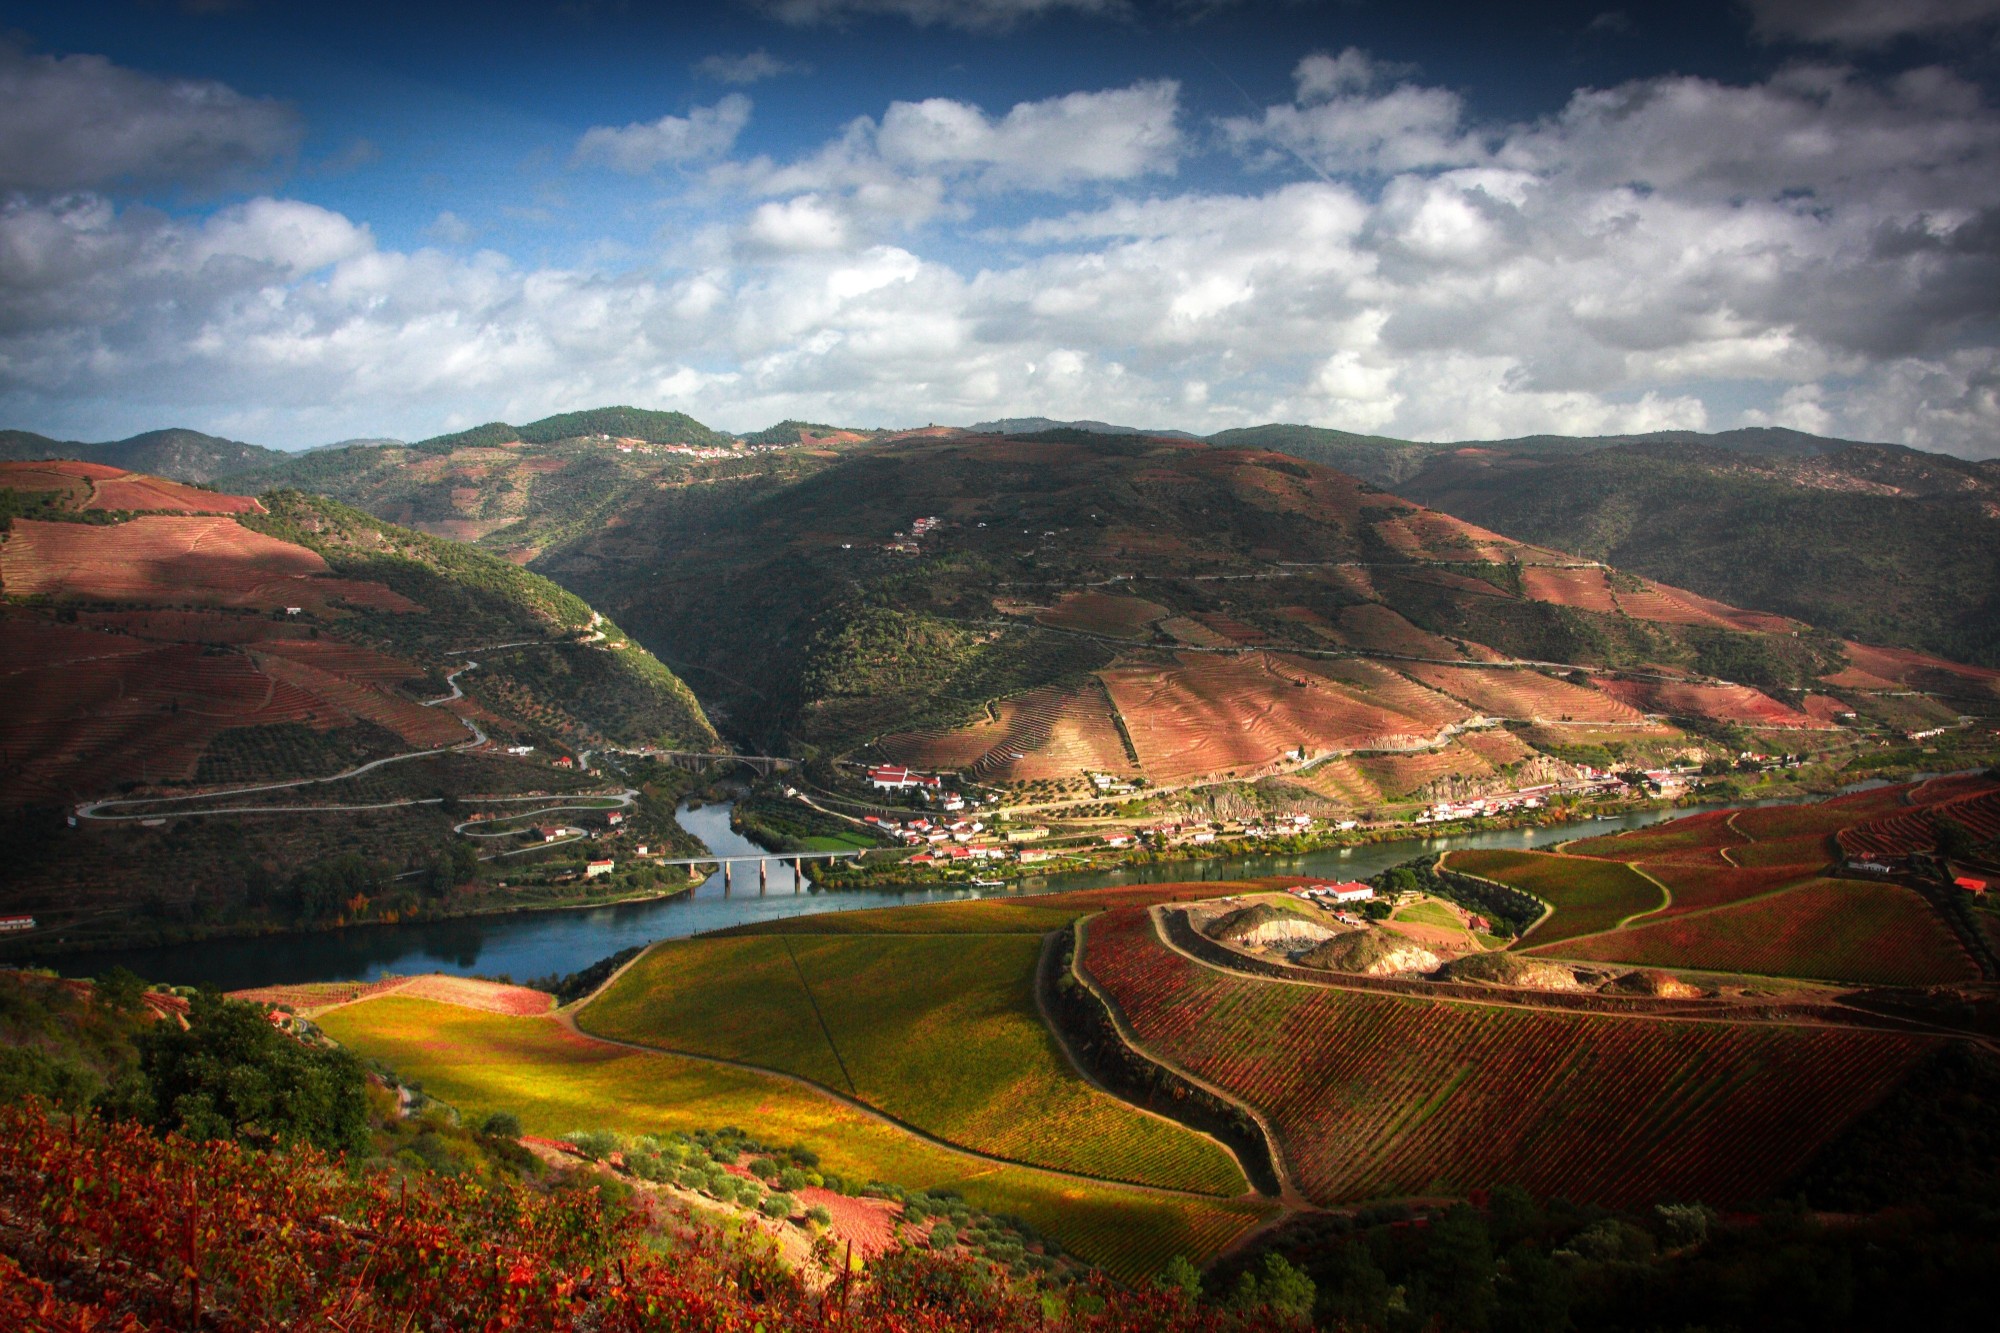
[2,0,1997,453]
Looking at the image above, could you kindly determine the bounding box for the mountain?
[409,406,740,454]
[1398,439,2000,667]
[0,458,716,948]
[535,432,2000,803]
[218,414,849,562]
[973,416,1202,439]
[0,427,285,482]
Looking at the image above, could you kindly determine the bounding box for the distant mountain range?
[10,406,1995,666]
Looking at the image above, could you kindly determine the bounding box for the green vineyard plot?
[582,930,1247,1197]
[320,995,1266,1282]
[1443,848,1667,943]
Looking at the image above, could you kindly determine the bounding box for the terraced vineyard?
[1549,878,1978,986]
[1081,905,1933,1208]
[581,925,1247,1196]
[322,995,1264,1281]
[1442,848,1666,944]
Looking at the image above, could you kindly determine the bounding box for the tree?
[1154,1254,1201,1299]
[1232,1254,1315,1324]
[131,991,368,1153]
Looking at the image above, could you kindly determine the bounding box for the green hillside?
[0,427,284,482]
[1401,442,2000,667]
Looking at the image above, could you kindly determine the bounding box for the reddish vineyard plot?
[84,471,264,514]
[1728,832,1835,869]
[1840,789,2000,858]
[1594,678,1827,729]
[1565,808,1744,861]
[1100,652,1448,783]
[1551,879,1977,986]
[1326,604,1469,659]
[876,681,1137,781]
[1443,848,1665,943]
[1035,589,1168,639]
[1082,906,1931,1209]
[1520,565,1619,613]
[1401,664,1648,725]
[1637,861,1816,917]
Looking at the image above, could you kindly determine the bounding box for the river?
[34,795,1801,992]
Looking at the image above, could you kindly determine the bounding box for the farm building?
[868,765,942,791]
[1294,881,1375,903]
[585,859,615,878]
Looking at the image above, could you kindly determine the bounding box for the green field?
[580,931,1247,1196]
[1444,848,1667,945]
[1394,898,1466,930]
[1544,878,1977,987]
[319,996,1265,1281]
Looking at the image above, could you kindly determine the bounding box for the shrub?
[479,1110,522,1138]
[565,1129,621,1161]
[778,1166,810,1191]
[748,1156,780,1179]
[760,1193,795,1219]
[929,1225,958,1251]
[807,1204,833,1227]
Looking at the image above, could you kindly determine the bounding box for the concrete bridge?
[657,848,863,891]
[653,750,798,778]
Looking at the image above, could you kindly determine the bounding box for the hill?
[217,409,847,562]
[1397,440,2000,667]
[973,417,1202,440]
[0,459,717,951]
[0,426,285,482]
[534,432,2000,797]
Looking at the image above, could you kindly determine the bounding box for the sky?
[1,1,1997,455]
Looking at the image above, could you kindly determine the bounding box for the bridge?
[658,848,864,891]
[650,750,799,778]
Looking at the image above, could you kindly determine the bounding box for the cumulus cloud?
[571,95,752,173]
[6,50,2000,459]
[1746,0,2000,46]
[750,0,1127,31]
[875,80,1181,187]
[696,50,804,84]
[1222,50,1481,175]
[0,42,300,193]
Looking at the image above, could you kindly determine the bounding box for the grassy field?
[580,931,1247,1196]
[1543,878,1978,986]
[1394,898,1466,930]
[319,996,1267,1282]
[1081,905,1935,1210]
[1443,848,1667,945]
[720,883,1265,937]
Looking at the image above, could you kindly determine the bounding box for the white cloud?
[876,80,1181,188]
[0,41,300,192]
[571,95,752,173]
[750,0,1127,31]
[426,210,475,244]
[1222,50,1481,175]
[1746,0,2000,46]
[5,51,2000,460]
[696,50,804,84]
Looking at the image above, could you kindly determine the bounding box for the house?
[1002,826,1049,842]
[908,852,939,866]
[586,859,615,878]
[1295,881,1374,903]
[554,756,575,769]
[868,765,942,791]
[533,826,565,842]
[605,812,624,826]
[1103,834,1133,848]
[1018,848,1054,864]
[1955,876,1989,895]
[0,914,35,933]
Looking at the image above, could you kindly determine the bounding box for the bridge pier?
[793,858,803,891]
[759,858,767,894]
[723,862,731,894]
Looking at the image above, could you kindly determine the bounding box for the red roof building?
[1955,876,1989,895]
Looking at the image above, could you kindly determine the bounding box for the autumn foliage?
[0,1101,1276,1332]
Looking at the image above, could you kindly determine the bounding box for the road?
[73,647,582,823]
